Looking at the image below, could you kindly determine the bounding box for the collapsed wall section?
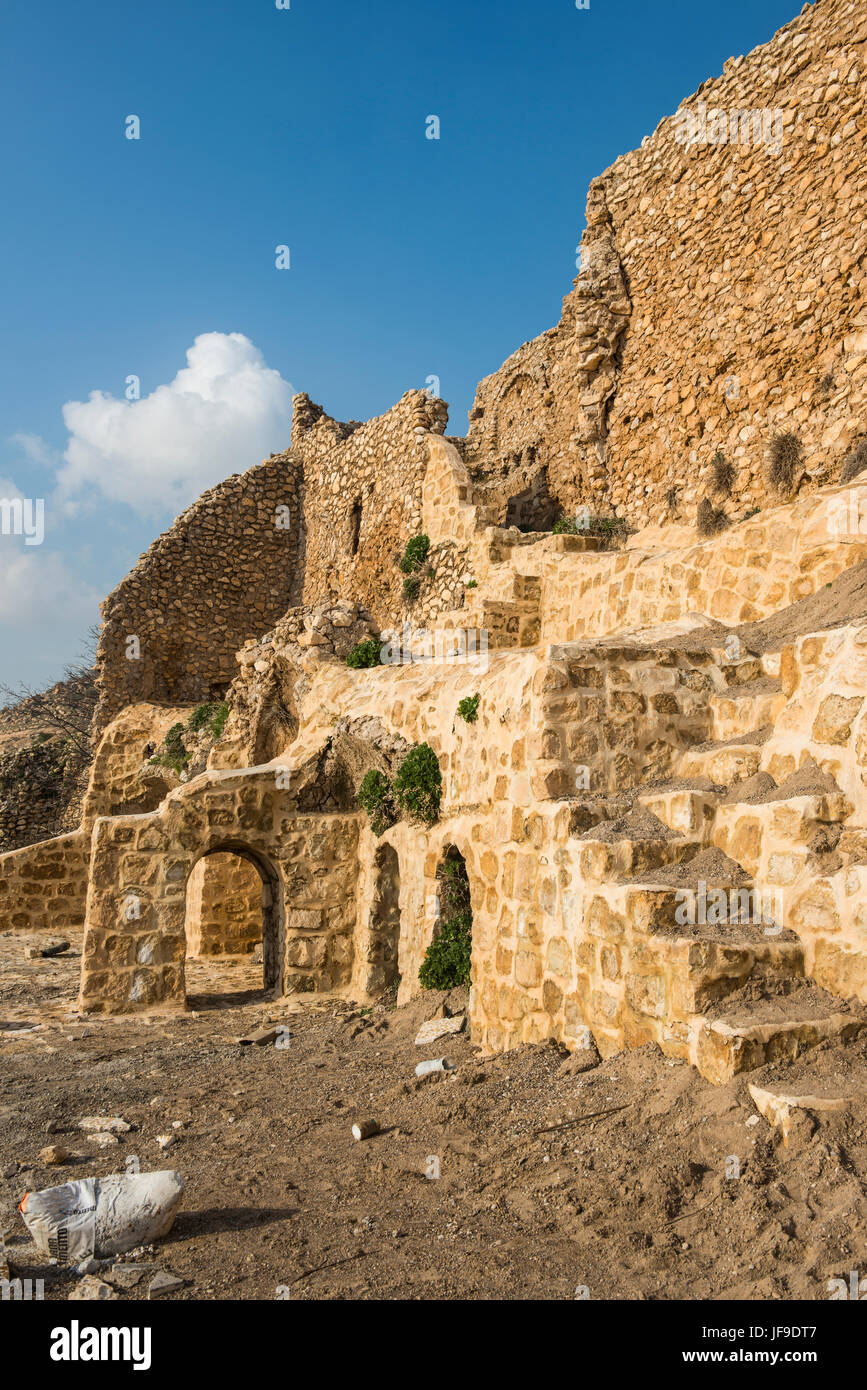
[464,0,867,530]
[93,454,304,737]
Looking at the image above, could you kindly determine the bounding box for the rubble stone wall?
[464,0,867,531]
[94,456,303,737]
[185,851,262,957]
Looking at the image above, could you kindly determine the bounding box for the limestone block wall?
[463,0,867,530]
[291,390,448,629]
[81,703,193,827]
[185,852,263,957]
[94,454,303,736]
[534,482,867,641]
[78,764,362,1012]
[0,830,90,932]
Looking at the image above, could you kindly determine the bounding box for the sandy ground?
[2,930,867,1302]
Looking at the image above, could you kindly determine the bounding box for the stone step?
[710,679,786,741]
[692,993,866,1085]
[635,786,720,841]
[679,733,767,785]
[712,790,852,880]
[572,834,698,884]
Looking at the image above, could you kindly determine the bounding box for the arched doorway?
[184,845,281,1007]
[419,844,473,990]
[368,842,402,993]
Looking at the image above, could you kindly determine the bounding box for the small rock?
[76,1257,102,1275]
[155,1134,176,1150]
[39,1144,72,1166]
[78,1116,133,1134]
[414,1015,466,1047]
[70,1275,116,1301]
[105,1264,150,1289]
[148,1270,184,1299]
[92,1132,120,1148]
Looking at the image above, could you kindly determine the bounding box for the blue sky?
[0,0,800,691]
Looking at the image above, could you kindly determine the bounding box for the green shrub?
[419,857,472,990]
[767,432,802,494]
[149,722,190,774]
[466,579,477,589]
[209,702,229,740]
[402,574,421,603]
[346,638,382,669]
[399,534,431,574]
[357,769,396,835]
[552,517,578,535]
[394,742,441,824]
[187,701,229,740]
[457,693,480,724]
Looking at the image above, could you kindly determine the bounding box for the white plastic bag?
[20,1170,184,1263]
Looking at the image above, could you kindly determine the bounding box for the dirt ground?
[2,930,866,1302]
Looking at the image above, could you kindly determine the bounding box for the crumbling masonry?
[3,0,867,1085]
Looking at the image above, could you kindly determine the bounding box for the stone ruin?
[2,0,867,1086]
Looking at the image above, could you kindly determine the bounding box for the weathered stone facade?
[3,0,867,1089]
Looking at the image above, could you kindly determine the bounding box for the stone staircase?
[565,648,867,1083]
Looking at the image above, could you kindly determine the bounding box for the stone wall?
[463,0,867,531]
[185,852,262,957]
[93,455,303,736]
[0,830,90,932]
[291,389,448,630]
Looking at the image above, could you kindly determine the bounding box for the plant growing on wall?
[419,855,472,990]
[767,431,803,494]
[457,693,480,724]
[394,742,441,824]
[357,769,396,835]
[711,451,736,496]
[399,534,431,574]
[346,638,382,669]
[188,701,229,740]
[402,574,422,603]
[841,438,867,484]
[149,722,190,774]
[696,498,729,536]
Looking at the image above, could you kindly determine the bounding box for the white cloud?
[7,433,60,468]
[55,333,294,518]
[0,545,102,689]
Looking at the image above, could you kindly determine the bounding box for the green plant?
[696,498,729,537]
[457,693,480,724]
[419,856,472,990]
[767,431,803,494]
[346,638,382,669]
[466,579,477,589]
[711,451,736,496]
[187,701,229,740]
[399,534,431,574]
[149,722,190,774]
[840,438,867,484]
[394,742,441,824]
[402,574,421,603]
[209,702,229,740]
[552,517,578,535]
[357,769,396,835]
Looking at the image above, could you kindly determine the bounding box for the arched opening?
[348,499,362,556]
[368,842,402,993]
[505,462,557,532]
[184,846,281,1008]
[419,844,473,991]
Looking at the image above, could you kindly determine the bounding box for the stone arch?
[186,840,282,993]
[368,841,401,991]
